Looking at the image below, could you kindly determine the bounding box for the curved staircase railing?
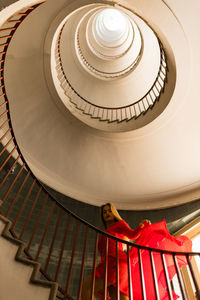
[0,2,200,300]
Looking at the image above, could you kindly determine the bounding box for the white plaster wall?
[2,0,200,209]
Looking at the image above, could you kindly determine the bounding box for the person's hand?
[139,219,151,228]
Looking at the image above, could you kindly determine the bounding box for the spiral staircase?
[0,0,200,299]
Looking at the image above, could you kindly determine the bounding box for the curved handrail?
[0,3,200,300]
[55,13,167,123]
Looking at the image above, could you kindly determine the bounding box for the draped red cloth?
[131,220,192,299]
[96,220,147,298]
[95,220,192,300]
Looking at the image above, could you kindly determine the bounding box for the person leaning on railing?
[81,202,150,300]
[81,202,192,300]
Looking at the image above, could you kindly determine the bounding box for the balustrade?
[0,3,199,300]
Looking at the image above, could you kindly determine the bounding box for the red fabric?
[131,220,192,300]
[95,220,150,298]
[95,220,192,300]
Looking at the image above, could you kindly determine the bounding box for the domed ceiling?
[2,0,200,209]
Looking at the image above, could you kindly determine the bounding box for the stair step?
[0,215,58,300]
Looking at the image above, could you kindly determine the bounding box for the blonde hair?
[101,202,122,228]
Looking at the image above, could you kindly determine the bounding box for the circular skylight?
[93,8,129,47]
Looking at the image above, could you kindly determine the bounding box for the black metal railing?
[0,2,200,300]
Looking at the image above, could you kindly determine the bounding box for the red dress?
[95,220,149,298]
[95,220,192,300]
[131,220,192,299]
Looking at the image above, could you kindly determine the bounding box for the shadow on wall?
[1,142,200,234]
[0,0,18,10]
[46,183,200,234]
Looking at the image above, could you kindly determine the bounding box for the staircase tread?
[0,214,58,300]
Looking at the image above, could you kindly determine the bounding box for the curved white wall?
[2,0,200,209]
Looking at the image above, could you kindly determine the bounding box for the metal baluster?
[0,52,6,59]
[17,13,28,16]
[138,248,146,300]
[26,194,48,252]
[103,237,108,300]
[0,145,17,171]
[0,35,12,40]
[0,136,14,156]
[0,128,11,142]
[1,163,25,203]
[19,185,43,240]
[90,232,98,300]
[55,214,71,282]
[77,226,88,300]
[0,119,9,131]
[0,154,21,189]
[0,29,16,34]
[127,245,133,300]
[44,208,63,273]
[35,201,56,260]
[11,178,36,230]
[116,241,120,300]
[0,100,7,109]
[149,251,160,300]
[161,253,173,300]
[7,20,21,24]
[5,169,30,217]
[0,110,8,125]
[64,220,80,298]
